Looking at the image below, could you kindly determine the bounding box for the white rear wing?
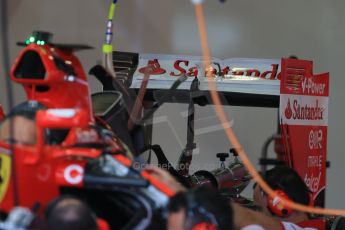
[130,54,281,96]
[112,52,282,107]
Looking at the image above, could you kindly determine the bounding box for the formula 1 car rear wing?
[113,52,281,107]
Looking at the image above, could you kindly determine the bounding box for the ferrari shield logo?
[0,154,11,203]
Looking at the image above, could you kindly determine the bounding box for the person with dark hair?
[166,186,233,230]
[45,196,98,230]
[232,166,317,230]
[148,163,317,229]
[253,166,310,223]
[0,101,45,145]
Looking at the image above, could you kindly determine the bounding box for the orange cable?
[193,2,345,216]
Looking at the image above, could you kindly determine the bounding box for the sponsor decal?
[280,95,328,126]
[139,59,166,75]
[137,58,281,80]
[304,171,321,193]
[37,164,51,181]
[285,99,292,119]
[76,129,98,143]
[301,77,326,95]
[308,130,323,150]
[64,164,83,185]
[284,99,324,121]
[0,154,11,203]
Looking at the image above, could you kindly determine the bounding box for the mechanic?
[45,196,100,230]
[0,101,44,145]
[154,163,319,229]
[147,164,266,229]
[233,166,317,230]
[166,186,234,230]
